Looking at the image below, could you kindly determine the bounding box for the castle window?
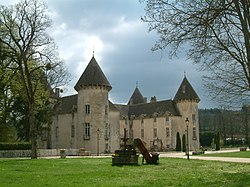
[41,128,48,141]
[85,105,90,114]
[192,114,196,126]
[84,123,90,139]
[153,128,157,138]
[131,129,134,139]
[166,127,170,137]
[55,126,59,139]
[104,123,110,140]
[141,118,144,124]
[71,125,75,138]
[141,129,144,138]
[105,143,109,151]
[193,127,197,140]
[105,105,108,115]
[154,117,157,123]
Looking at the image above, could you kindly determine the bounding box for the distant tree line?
[199,106,250,147]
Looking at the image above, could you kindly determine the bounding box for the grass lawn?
[0,157,250,187]
[202,150,250,158]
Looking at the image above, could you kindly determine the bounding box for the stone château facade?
[42,56,200,154]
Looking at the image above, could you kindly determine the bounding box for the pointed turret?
[174,76,200,102]
[128,87,145,105]
[74,56,112,153]
[74,56,112,91]
[174,76,200,151]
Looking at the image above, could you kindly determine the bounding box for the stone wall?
[0,149,81,158]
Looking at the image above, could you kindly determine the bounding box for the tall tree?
[219,110,227,144]
[215,132,220,150]
[141,0,250,106]
[0,42,17,141]
[0,0,69,158]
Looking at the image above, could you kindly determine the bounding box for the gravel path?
[159,149,250,163]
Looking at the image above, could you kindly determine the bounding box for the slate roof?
[56,95,180,117]
[74,56,112,91]
[128,100,180,118]
[55,94,118,114]
[49,89,58,99]
[114,104,129,117]
[109,101,119,112]
[174,77,200,102]
[55,94,78,114]
[128,87,145,105]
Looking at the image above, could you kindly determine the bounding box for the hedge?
[0,142,31,150]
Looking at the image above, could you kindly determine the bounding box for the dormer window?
[166,115,169,122]
[182,85,186,93]
[153,112,158,122]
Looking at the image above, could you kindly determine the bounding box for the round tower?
[74,56,112,154]
[173,76,200,151]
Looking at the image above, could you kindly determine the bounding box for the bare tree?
[0,0,69,158]
[141,0,250,106]
[241,105,249,145]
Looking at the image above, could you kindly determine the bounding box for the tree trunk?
[229,117,234,145]
[215,132,220,150]
[29,103,37,159]
[220,112,227,144]
[244,107,249,145]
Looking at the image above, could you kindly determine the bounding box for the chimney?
[55,88,60,97]
[150,96,157,103]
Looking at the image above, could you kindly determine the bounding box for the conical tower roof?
[74,56,112,91]
[128,87,145,105]
[174,76,200,102]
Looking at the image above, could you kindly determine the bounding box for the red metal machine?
[134,138,159,165]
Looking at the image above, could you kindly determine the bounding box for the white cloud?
[1,0,218,108]
[0,0,17,5]
[112,16,142,35]
[51,27,105,76]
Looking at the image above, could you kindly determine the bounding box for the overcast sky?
[1,0,218,109]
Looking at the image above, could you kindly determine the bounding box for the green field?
[202,150,250,158]
[0,157,250,187]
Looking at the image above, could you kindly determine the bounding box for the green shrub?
[200,131,213,146]
[176,132,181,151]
[0,142,31,150]
[214,132,220,150]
